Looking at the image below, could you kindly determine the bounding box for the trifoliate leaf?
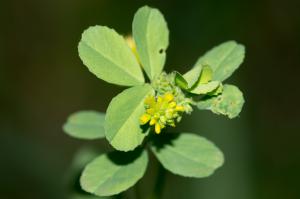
[190,81,220,95]
[63,111,105,140]
[105,85,154,151]
[197,84,244,118]
[133,6,169,80]
[195,41,245,81]
[151,133,224,178]
[174,71,188,90]
[79,26,144,86]
[80,149,148,196]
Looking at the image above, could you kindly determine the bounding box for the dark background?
[1,0,300,199]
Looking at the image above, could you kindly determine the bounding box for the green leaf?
[198,65,213,84]
[174,71,188,90]
[80,149,148,196]
[105,85,154,151]
[133,6,169,80]
[151,133,224,178]
[190,81,220,95]
[63,111,105,140]
[78,26,144,86]
[197,84,244,118]
[183,64,202,88]
[195,41,245,82]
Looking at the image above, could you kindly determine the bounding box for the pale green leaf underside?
[80,150,148,196]
[105,85,154,151]
[190,81,220,95]
[79,26,144,86]
[63,111,105,139]
[183,64,202,88]
[195,41,245,82]
[151,133,224,178]
[197,84,244,118]
[133,6,169,80]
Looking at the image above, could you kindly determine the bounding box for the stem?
[134,182,142,199]
[152,162,166,199]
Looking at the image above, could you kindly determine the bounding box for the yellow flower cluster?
[140,92,185,134]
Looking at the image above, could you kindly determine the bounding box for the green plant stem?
[134,181,142,199]
[152,162,166,199]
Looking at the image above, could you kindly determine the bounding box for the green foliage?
[151,133,224,177]
[175,71,189,90]
[66,148,111,199]
[78,26,144,86]
[183,65,202,88]
[190,81,221,95]
[80,149,148,196]
[133,6,169,80]
[64,5,246,197]
[63,111,105,139]
[105,85,154,151]
[194,41,245,82]
[197,84,245,118]
[197,65,213,84]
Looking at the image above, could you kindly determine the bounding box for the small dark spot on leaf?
[159,49,164,54]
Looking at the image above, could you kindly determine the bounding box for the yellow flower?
[140,114,151,125]
[155,123,161,134]
[139,92,186,134]
[175,105,185,112]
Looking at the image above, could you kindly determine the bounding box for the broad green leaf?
[63,111,105,139]
[79,26,144,86]
[174,71,188,90]
[190,81,220,95]
[197,84,244,118]
[80,149,148,196]
[151,133,224,178]
[105,85,154,151]
[195,41,245,81]
[133,6,169,80]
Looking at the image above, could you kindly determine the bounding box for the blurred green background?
[1,0,300,199]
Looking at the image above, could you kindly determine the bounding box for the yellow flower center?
[140,92,185,134]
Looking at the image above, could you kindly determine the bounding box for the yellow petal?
[144,96,155,106]
[157,96,163,103]
[146,108,155,115]
[164,93,174,102]
[150,118,157,125]
[168,101,177,108]
[140,114,151,125]
[155,123,161,134]
[175,105,185,112]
